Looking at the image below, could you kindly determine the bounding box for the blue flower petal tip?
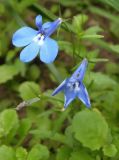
[12,15,62,63]
[52,59,91,109]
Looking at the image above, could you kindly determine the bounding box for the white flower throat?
[67,81,80,92]
[33,33,44,46]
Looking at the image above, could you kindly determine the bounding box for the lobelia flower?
[12,15,62,63]
[52,58,91,109]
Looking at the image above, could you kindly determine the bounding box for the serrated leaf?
[0,145,16,160]
[103,144,117,157]
[72,109,109,150]
[16,147,27,160]
[27,144,49,160]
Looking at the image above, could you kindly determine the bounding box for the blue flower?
[52,59,91,109]
[12,15,62,63]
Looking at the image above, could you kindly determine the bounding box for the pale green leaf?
[0,109,19,138]
[18,81,40,100]
[85,72,118,90]
[0,64,19,84]
[17,118,32,145]
[73,14,88,34]
[0,145,16,160]
[82,34,104,39]
[72,109,109,150]
[110,44,119,54]
[27,144,49,160]
[16,147,27,160]
[103,144,117,157]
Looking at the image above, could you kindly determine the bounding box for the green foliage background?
[0,0,119,159]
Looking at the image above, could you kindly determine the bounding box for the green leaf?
[0,64,19,84]
[110,44,119,54]
[72,14,88,34]
[72,109,109,150]
[18,118,32,137]
[58,41,73,55]
[27,144,49,160]
[17,118,32,145]
[16,147,27,160]
[27,64,40,81]
[103,144,117,157]
[0,109,19,138]
[85,72,118,90]
[69,150,94,160]
[82,26,104,39]
[82,34,104,39]
[46,63,63,83]
[14,59,27,77]
[85,26,103,34]
[88,58,108,62]
[18,81,40,100]
[56,146,72,160]
[0,145,16,160]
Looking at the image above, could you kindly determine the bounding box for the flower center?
[33,33,44,46]
[67,81,80,92]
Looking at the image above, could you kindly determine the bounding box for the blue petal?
[35,15,42,29]
[20,42,40,62]
[12,27,37,47]
[52,79,67,96]
[71,58,88,81]
[40,37,58,63]
[77,82,91,108]
[64,88,76,108]
[42,22,53,29]
[45,18,62,37]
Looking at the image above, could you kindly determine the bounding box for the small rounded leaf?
[72,109,108,150]
[16,147,27,160]
[27,144,49,160]
[0,145,16,160]
[103,144,117,157]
